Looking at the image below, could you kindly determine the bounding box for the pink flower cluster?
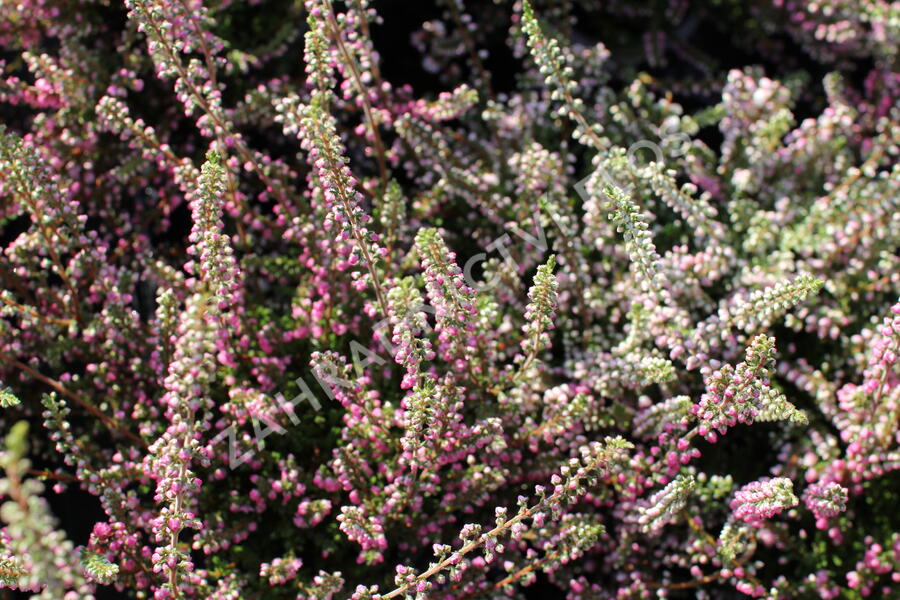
[730,477,799,526]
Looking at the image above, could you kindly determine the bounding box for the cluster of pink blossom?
[729,477,799,526]
[0,0,899,598]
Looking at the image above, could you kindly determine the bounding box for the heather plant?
[0,0,899,599]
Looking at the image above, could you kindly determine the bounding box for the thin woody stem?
[378,445,627,599]
[0,350,146,447]
[322,0,390,188]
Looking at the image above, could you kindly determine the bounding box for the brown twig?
[322,0,390,189]
[25,469,77,482]
[0,351,146,447]
[0,294,75,327]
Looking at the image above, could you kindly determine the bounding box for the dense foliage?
[0,0,899,598]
